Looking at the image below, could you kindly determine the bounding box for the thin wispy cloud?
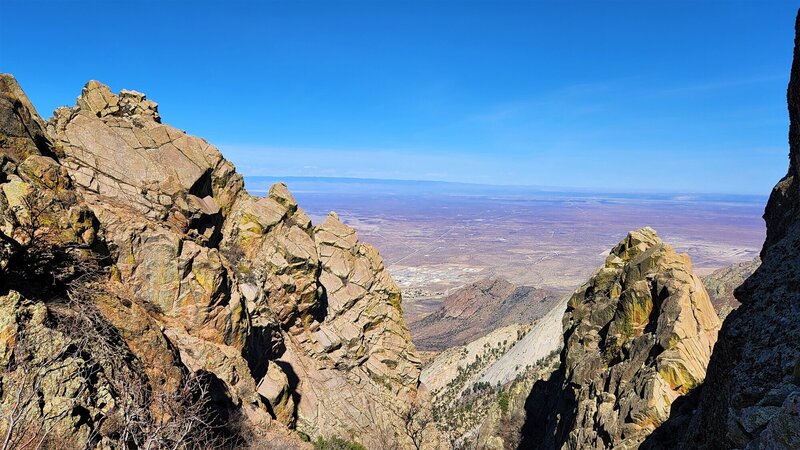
[466,81,620,125]
[651,73,787,97]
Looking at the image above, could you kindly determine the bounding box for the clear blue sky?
[2,1,797,195]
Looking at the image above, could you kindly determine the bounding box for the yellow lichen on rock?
[524,227,721,450]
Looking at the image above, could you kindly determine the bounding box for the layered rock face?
[520,228,720,449]
[0,75,421,448]
[656,13,800,449]
[410,277,558,351]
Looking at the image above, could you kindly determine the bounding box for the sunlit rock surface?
[0,75,422,448]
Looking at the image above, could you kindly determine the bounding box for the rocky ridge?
[419,322,556,449]
[420,294,566,448]
[409,277,558,351]
[520,227,721,449]
[0,76,422,448]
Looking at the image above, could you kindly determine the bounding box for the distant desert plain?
[246,176,765,320]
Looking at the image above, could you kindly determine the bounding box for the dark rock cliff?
[653,11,800,450]
[520,12,800,450]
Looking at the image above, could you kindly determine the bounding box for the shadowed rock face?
[519,228,720,450]
[0,75,422,448]
[644,12,800,450]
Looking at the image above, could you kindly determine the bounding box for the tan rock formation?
[0,75,422,448]
[47,80,268,426]
[275,211,422,442]
[520,227,720,449]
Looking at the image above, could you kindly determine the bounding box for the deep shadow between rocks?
[273,360,302,424]
[639,387,701,450]
[517,362,575,450]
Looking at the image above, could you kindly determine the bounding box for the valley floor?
[246,177,765,321]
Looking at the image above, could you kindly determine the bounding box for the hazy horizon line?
[244,174,771,200]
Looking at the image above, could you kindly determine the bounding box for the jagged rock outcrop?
[646,12,800,449]
[0,74,189,448]
[409,277,558,351]
[0,75,97,282]
[520,228,720,450]
[224,195,423,439]
[0,75,422,448]
[47,80,272,428]
[0,75,55,164]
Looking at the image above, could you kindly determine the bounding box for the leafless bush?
[0,277,233,450]
[222,241,258,286]
[66,282,232,449]
[362,401,401,450]
[0,324,93,450]
[0,192,108,449]
[357,394,438,450]
[401,399,434,450]
[113,371,229,450]
[1,190,104,296]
